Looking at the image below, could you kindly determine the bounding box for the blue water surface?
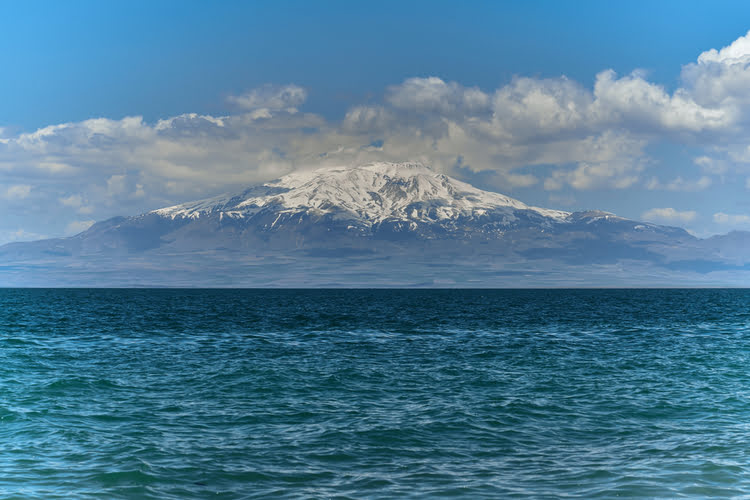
[1,289,750,498]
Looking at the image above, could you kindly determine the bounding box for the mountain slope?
[0,162,747,286]
[153,162,569,223]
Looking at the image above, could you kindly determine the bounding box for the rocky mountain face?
[0,162,748,286]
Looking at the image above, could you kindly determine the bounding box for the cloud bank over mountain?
[4,32,750,243]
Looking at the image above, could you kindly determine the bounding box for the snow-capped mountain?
[152,161,569,226]
[0,161,747,286]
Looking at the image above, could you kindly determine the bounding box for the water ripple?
[1,289,750,498]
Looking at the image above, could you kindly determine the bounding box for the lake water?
[1,289,750,498]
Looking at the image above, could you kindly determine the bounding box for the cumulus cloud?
[592,70,729,133]
[545,159,642,191]
[6,31,750,237]
[387,77,490,117]
[226,84,307,116]
[683,31,750,109]
[488,76,593,143]
[642,208,698,224]
[342,106,393,133]
[537,131,647,190]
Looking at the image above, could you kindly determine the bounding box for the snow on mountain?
[152,162,570,225]
[4,161,746,287]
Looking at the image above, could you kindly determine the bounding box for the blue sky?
[3,1,750,242]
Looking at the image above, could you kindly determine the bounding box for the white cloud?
[0,57,739,215]
[387,77,490,116]
[592,70,729,133]
[59,194,94,214]
[541,132,646,190]
[646,176,712,191]
[697,33,750,63]
[683,30,750,108]
[491,76,592,140]
[59,194,83,208]
[8,31,750,237]
[713,212,750,225]
[2,184,31,200]
[545,159,642,191]
[694,155,728,175]
[642,208,698,224]
[342,106,392,133]
[226,84,307,114]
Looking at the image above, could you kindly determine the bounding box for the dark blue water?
[1,289,750,498]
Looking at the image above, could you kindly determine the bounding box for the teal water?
[1,289,750,498]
